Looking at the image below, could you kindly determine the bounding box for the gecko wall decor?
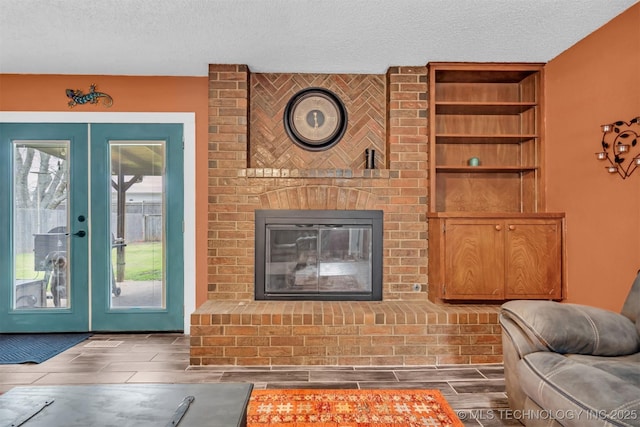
[65,84,113,108]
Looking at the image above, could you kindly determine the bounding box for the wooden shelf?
[428,212,566,219]
[435,102,537,115]
[435,166,538,173]
[435,134,539,144]
[431,67,540,84]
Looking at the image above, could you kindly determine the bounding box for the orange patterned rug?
[247,389,463,427]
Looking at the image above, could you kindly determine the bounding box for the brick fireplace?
[189,64,502,366]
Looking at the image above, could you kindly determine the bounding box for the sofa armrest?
[501,300,640,356]
[500,314,546,412]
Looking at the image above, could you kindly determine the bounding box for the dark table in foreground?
[0,383,253,427]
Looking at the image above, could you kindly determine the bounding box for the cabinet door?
[505,219,562,299]
[444,220,505,299]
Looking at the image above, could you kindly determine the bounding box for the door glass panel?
[13,141,70,309]
[109,141,165,309]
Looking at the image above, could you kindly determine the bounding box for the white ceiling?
[0,0,637,76]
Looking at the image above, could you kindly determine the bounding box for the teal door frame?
[90,123,184,331]
[0,123,90,332]
[0,115,193,333]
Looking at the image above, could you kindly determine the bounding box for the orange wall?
[0,74,210,306]
[544,3,640,311]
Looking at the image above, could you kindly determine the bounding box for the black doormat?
[0,333,91,364]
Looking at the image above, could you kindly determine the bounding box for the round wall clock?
[283,88,348,151]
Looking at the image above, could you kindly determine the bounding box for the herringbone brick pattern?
[250,73,386,170]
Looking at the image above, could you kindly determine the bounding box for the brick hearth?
[190,301,501,366]
[198,64,503,366]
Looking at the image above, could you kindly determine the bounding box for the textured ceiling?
[0,0,637,76]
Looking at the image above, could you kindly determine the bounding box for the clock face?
[284,88,347,151]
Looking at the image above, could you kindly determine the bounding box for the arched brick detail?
[259,186,380,210]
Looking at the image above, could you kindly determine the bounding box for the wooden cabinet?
[428,213,565,302]
[426,63,564,302]
[428,62,544,213]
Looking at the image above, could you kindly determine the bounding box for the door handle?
[73,230,86,237]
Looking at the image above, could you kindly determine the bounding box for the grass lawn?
[15,241,163,281]
[118,242,163,281]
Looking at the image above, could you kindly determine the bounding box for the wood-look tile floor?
[0,333,521,426]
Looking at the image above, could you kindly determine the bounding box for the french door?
[0,123,184,332]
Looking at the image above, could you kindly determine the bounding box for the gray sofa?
[500,271,640,427]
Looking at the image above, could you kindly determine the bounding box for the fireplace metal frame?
[255,210,383,301]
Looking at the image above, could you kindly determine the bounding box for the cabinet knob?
[495,225,502,231]
[508,225,516,231]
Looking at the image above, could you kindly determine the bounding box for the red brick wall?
[207,64,429,301]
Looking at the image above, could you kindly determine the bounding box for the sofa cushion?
[518,352,640,427]
[502,300,640,356]
[565,354,640,385]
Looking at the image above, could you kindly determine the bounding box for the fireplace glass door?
[266,225,372,295]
